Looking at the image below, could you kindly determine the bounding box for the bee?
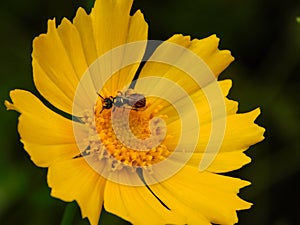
[98,89,146,113]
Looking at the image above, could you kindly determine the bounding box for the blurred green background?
[1,0,300,224]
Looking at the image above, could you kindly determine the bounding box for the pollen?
[81,97,173,171]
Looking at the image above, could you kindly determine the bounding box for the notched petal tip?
[5,89,28,112]
[239,179,251,189]
[203,35,234,60]
[237,108,266,146]
[31,19,57,48]
[219,79,233,96]
[191,34,219,46]
[131,9,149,30]
[4,100,15,111]
[73,6,88,18]
[167,34,192,44]
[166,33,235,76]
[252,107,261,116]
[32,18,56,51]
[251,107,266,140]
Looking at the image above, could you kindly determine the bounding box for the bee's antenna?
[97,92,104,99]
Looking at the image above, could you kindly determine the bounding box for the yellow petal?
[104,180,185,225]
[73,7,98,67]
[138,34,234,96]
[188,151,251,173]
[164,80,238,150]
[33,0,148,114]
[189,35,234,76]
[32,19,81,114]
[196,108,265,153]
[91,0,147,57]
[150,165,251,225]
[56,18,89,80]
[48,158,105,225]
[188,79,238,125]
[5,90,79,167]
[88,0,148,95]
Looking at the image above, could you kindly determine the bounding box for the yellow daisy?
[5,0,265,225]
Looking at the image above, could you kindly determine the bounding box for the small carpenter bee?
[98,89,146,113]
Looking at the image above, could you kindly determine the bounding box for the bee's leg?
[100,107,104,114]
[130,107,139,111]
[73,145,91,159]
[121,107,138,111]
[72,116,85,123]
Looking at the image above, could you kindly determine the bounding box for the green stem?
[60,202,77,225]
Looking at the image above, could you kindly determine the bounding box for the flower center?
[85,96,172,171]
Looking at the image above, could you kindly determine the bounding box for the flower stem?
[60,202,77,225]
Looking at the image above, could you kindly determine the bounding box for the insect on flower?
[98,89,146,113]
[4,0,266,224]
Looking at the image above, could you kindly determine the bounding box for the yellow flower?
[5,0,265,225]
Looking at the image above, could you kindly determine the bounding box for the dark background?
[1,0,300,224]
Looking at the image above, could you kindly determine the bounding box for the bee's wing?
[126,93,144,100]
[126,94,146,107]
